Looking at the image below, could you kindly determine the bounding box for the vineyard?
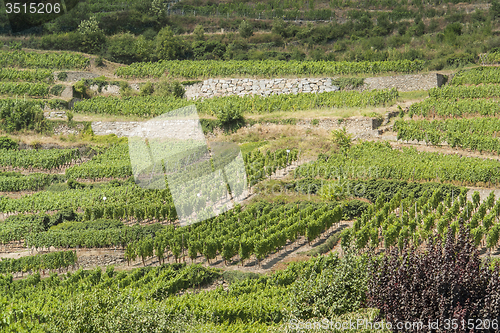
[343,187,500,255]
[0,251,76,275]
[0,50,89,69]
[73,88,398,117]
[115,59,425,79]
[394,118,500,153]
[0,68,53,82]
[450,67,500,86]
[0,82,49,97]
[294,141,500,185]
[0,148,79,170]
[3,44,500,332]
[407,98,500,117]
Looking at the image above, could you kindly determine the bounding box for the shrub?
[50,84,65,96]
[139,81,154,96]
[239,20,253,38]
[153,80,185,98]
[0,100,46,133]
[368,222,500,328]
[73,80,91,99]
[0,136,18,150]
[57,72,68,81]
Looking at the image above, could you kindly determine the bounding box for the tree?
[369,222,500,329]
[239,20,253,38]
[77,16,105,54]
[331,127,353,156]
[193,25,205,41]
[156,26,182,60]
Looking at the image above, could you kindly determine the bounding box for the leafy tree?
[331,127,353,156]
[369,222,500,329]
[193,25,205,41]
[77,16,105,54]
[0,100,46,133]
[239,20,253,38]
[156,26,183,60]
[106,33,138,64]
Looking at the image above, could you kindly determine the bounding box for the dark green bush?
[0,136,18,150]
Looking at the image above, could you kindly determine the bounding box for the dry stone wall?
[91,117,380,138]
[185,78,339,99]
[184,73,444,99]
[91,119,203,140]
[55,72,100,82]
[363,73,444,92]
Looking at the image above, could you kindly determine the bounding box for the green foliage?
[239,20,254,38]
[50,84,65,96]
[116,59,425,79]
[77,15,105,54]
[72,80,91,99]
[0,100,47,133]
[394,117,500,154]
[0,136,17,150]
[0,68,53,82]
[57,71,68,81]
[331,77,364,90]
[156,26,184,61]
[73,89,398,117]
[0,251,76,274]
[193,25,205,41]
[288,252,368,319]
[153,80,185,98]
[0,82,49,97]
[139,81,154,96]
[295,140,500,186]
[215,98,244,125]
[331,127,353,155]
[0,173,64,192]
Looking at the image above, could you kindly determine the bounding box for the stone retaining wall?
[363,73,445,92]
[91,119,204,140]
[184,73,444,99]
[55,71,100,82]
[185,78,339,100]
[91,117,380,138]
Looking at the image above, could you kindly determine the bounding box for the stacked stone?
[186,78,339,100]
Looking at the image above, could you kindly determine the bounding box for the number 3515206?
[6,2,61,14]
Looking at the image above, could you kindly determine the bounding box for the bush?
[66,111,74,123]
[0,100,46,133]
[57,72,68,81]
[0,136,18,150]
[140,82,154,96]
[73,80,91,99]
[119,81,134,97]
[153,80,185,98]
[214,99,244,125]
[368,223,500,329]
[446,53,475,68]
[239,20,253,38]
[50,84,65,96]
